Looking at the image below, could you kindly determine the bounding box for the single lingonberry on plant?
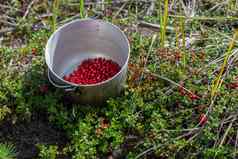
[199,113,208,126]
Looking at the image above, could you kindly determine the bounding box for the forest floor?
[1,0,238,159]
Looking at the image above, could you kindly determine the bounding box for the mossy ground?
[0,1,238,159]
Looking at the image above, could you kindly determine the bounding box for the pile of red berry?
[63,58,121,85]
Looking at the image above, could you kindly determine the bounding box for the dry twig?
[23,0,38,19]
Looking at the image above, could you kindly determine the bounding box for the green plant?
[37,144,58,159]
[160,0,169,47]
[80,0,85,18]
[0,106,11,121]
[211,29,238,98]
[1,1,238,159]
[179,16,186,66]
[0,143,16,159]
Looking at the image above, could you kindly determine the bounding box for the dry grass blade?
[113,2,128,19]
[0,15,16,22]
[138,21,174,32]
[0,19,17,27]
[211,29,238,98]
[0,4,20,11]
[68,0,149,6]
[146,70,194,95]
[234,129,238,157]
[139,34,157,84]
[179,16,186,66]
[0,28,15,35]
[146,0,155,16]
[214,116,229,147]
[23,0,38,19]
[179,0,196,17]
[169,14,238,21]
[209,28,238,45]
[217,116,236,149]
[135,145,156,159]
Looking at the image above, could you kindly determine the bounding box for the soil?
[0,111,70,159]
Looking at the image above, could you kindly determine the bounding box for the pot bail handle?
[47,69,76,91]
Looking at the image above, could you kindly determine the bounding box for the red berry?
[227,82,238,89]
[64,58,120,85]
[199,113,208,126]
[189,93,200,101]
[39,85,48,93]
[32,48,37,55]
[178,81,186,96]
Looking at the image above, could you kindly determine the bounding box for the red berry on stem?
[178,81,186,96]
[227,82,238,89]
[39,85,48,93]
[32,48,37,55]
[189,93,200,101]
[199,113,208,126]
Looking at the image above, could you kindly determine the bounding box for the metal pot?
[45,19,130,105]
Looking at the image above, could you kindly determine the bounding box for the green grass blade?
[179,16,186,66]
[160,0,169,48]
[52,0,59,32]
[211,29,238,98]
[80,0,85,18]
[0,143,16,159]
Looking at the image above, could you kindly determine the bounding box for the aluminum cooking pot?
[45,19,130,105]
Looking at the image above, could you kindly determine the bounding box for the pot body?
[45,19,130,105]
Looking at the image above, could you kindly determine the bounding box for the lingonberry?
[32,48,37,55]
[188,93,200,101]
[64,58,120,85]
[227,82,238,89]
[39,85,48,93]
[199,113,208,126]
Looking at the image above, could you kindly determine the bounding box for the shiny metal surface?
[45,19,130,105]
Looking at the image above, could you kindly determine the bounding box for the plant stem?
[219,116,236,147]
[175,20,179,48]
[179,16,186,67]
[169,14,238,21]
[80,0,85,18]
[52,0,59,32]
[211,29,238,98]
[160,0,169,48]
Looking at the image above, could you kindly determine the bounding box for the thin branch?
[138,21,174,32]
[159,128,199,132]
[0,15,16,22]
[219,116,236,147]
[138,35,157,85]
[0,28,15,34]
[169,14,238,21]
[37,13,53,19]
[68,0,150,6]
[59,14,81,25]
[234,129,238,158]
[0,4,20,11]
[113,2,128,19]
[135,145,156,159]
[146,0,155,16]
[208,28,238,45]
[23,0,38,19]
[0,19,17,27]
[146,70,195,95]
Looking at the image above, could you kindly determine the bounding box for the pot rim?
[45,18,130,87]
